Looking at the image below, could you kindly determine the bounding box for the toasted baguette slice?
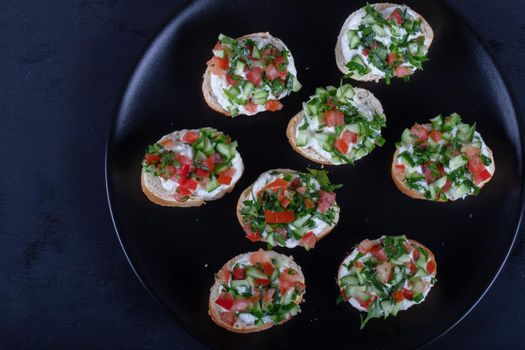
[337,236,437,328]
[209,249,305,333]
[335,3,433,82]
[392,115,495,202]
[141,128,243,207]
[287,86,385,165]
[202,32,299,117]
[236,169,340,249]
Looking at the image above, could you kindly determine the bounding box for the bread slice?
[209,250,305,333]
[202,32,297,117]
[335,3,434,81]
[236,169,340,248]
[286,87,384,165]
[391,125,496,202]
[141,129,243,207]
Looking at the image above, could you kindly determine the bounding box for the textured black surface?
[1,0,525,349]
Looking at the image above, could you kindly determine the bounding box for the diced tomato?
[358,239,374,254]
[387,52,397,66]
[164,165,176,177]
[408,261,417,274]
[296,186,306,195]
[376,262,392,284]
[178,164,190,182]
[233,268,246,280]
[249,249,270,265]
[245,229,261,242]
[182,131,200,144]
[185,178,198,191]
[264,210,295,224]
[207,55,229,75]
[394,163,406,177]
[279,268,301,294]
[410,124,430,142]
[394,65,413,77]
[243,100,257,114]
[219,311,236,326]
[318,191,336,213]
[277,190,291,208]
[145,154,160,164]
[263,288,275,303]
[467,156,485,176]
[217,172,233,185]
[370,244,388,262]
[427,260,437,274]
[412,248,420,261]
[262,262,274,276]
[205,156,216,172]
[159,139,174,148]
[304,198,315,209]
[231,298,251,312]
[264,178,289,191]
[356,295,377,309]
[465,145,480,159]
[362,48,369,56]
[392,290,405,303]
[342,130,358,144]
[340,288,350,302]
[353,260,364,271]
[299,232,317,250]
[473,168,491,185]
[213,41,223,51]
[324,110,345,127]
[430,130,442,142]
[174,185,192,201]
[215,292,234,310]
[244,66,263,86]
[389,8,404,25]
[217,268,231,285]
[265,64,279,81]
[334,136,349,154]
[441,178,452,193]
[178,154,193,166]
[254,278,270,288]
[273,55,286,69]
[265,100,283,112]
[277,68,288,80]
[290,177,301,188]
[196,168,209,179]
[402,288,414,300]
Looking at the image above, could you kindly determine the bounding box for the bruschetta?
[287,84,386,165]
[335,3,433,83]
[237,169,340,250]
[141,127,243,206]
[392,113,495,202]
[337,235,437,329]
[209,249,305,333]
[203,32,301,117]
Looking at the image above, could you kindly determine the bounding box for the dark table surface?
[1,0,524,349]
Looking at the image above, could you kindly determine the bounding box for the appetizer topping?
[394,113,494,201]
[294,84,386,164]
[142,128,242,201]
[341,4,430,83]
[214,250,305,327]
[337,236,437,329]
[207,34,301,117]
[240,169,341,249]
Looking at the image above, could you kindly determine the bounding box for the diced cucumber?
[314,133,330,142]
[434,176,447,190]
[399,151,415,167]
[413,268,428,278]
[340,275,360,287]
[322,142,334,152]
[362,14,376,25]
[416,256,427,269]
[326,85,337,93]
[390,302,401,316]
[391,25,402,36]
[347,30,360,49]
[241,81,255,99]
[449,183,471,199]
[427,137,437,147]
[356,272,365,285]
[457,123,476,143]
[193,150,207,162]
[202,138,214,155]
[372,24,386,36]
[336,84,355,100]
[346,123,360,134]
[230,279,251,289]
[408,42,419,56]
[347,286,368,300]
[352,147,368,160]
[228,105,239,117]
[251,45,261,59]
[252,90,268,105]
[364,138,376,152]
[281,288,294,305]
[381,300,393,318]
[315,87,329,99]
[401,128,414,144]
[290,226,307,239]
[429,184,437,200]
[441,131,452,140]
[406,170,424,181]
[392,254,412,264]
[212,49,225,58]
[270,269,279,282]
[430,115,443,130]
[305,100,321,116]
[206,178,219,192]
[292,76,302,92]
[351,54,366,67]
[448,154,467,171]
[296,130,309,147]
[443,113,461,131]
[214,163,229,174]
[292,214,312,228]
[216,143,231,158]
[218,34,236,46]
[246,267,267,279]
[234,61,245,75]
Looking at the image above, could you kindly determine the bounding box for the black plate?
[106,0,524,349]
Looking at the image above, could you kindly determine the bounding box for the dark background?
[1,0,524,349]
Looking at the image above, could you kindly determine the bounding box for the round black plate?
[106,1,524,349]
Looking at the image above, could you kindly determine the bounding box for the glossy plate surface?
[106,0,523,348]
